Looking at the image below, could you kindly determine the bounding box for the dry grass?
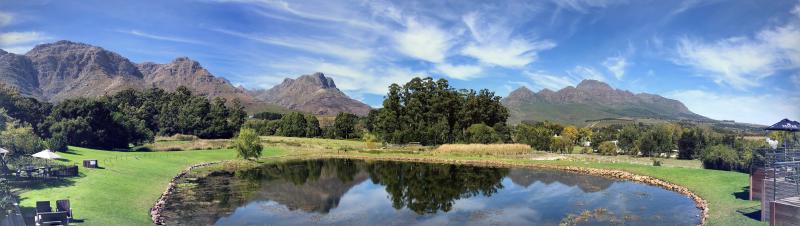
[434,143,532,156]
[136,139,231,152]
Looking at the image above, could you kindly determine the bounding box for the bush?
[549,136,571,153]
[700,145,740,171]
[234,128,262,160]
[598,141,617,155]
[45,134,68,152]
[465,123,501,144]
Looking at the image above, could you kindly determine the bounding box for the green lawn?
[15,137,765,226]
[17,146,284,226]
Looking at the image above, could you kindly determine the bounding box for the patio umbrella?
[32,149,61,160]
[0,148,9,155]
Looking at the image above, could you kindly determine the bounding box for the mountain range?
[501,80,710,125]
[0,40,370,116]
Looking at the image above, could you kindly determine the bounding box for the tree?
[514,123,554,151]
[638,124,674,157]
[334,112,359,139]
[549,136,571,153]
[201,97,231,138]
[465,123,501,144]
[305,115,321,137]
[492,123,512,143]
[678,126,710,159]
[234,128,262,160]
[228,98,247,131]
[253,111,283,120]
[277,112,307,137]
[45,98,130,149]
[618,124,640,155]
[598,141,617,155]
[0,122,44,156]
[577,127,593,146]
[561,126,579,145]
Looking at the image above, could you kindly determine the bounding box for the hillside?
[502,80,710,125]
[0,41,371,116]
[249,72,371,116]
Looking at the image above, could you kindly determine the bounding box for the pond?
[160,159,701,226]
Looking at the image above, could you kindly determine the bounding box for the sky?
[1,0,799,125]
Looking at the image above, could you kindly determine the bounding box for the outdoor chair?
[56,199,72,220]
[35,211,69,226]
[35,201,51,214]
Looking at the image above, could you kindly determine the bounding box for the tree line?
[0,85,246,152]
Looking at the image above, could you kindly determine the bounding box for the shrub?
[45,134,68,152]
[234,128,262,160]
[700,145,739,171]
[598,141,617,155]
[549,136,571,153]
[465,123,501,144]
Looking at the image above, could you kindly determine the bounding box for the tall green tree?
[304,114,321,137]
[618,124,641,155]
[234,127,262,160]
[334,112,359,139]
[278,112,307,137]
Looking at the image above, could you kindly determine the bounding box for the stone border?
[150,155,709,225]
[149,161,225,225]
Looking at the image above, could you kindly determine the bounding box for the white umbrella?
[0,147,9,155]
[32,149,61,160]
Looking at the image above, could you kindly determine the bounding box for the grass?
[435,143,532,155]
[15,136,765,226]
[135,139,230,152]
[16,146,285,226]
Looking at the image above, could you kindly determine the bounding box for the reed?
[434,143,532,155]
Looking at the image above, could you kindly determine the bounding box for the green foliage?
[373,77,508,145]
[513,122,554,151]
[549,136,571,153]
[638,124,675,157]
[492,123,512,143]
[598,141,617,155]
[618,124,640,154]
[304,115,321,137]
[277,112,307,137]
[0,122,45,155]
[701,145,740,171]
[678,126,711,159]
[334,112,359,139]
[252,111,283,120]
[45,98,130,149]
[234,128,262,160]
[465,123,501,144]
[243,119,280,135]
[45,133,68,152]
[0,84,52,135]
[561,126,579,145]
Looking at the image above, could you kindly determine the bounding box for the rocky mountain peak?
[575,79,613,92]
[296,72,336,89]
[253,73,370,116]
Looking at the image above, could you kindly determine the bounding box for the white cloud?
[461,13,556,67]
[0,12,12,27]
[567,65,606,81]
[0,31,49,54]
[214,28,373,63]
[674,7,800,90]
[0,31,47,46]
[667,90,800,125]
[602,56,627,79]
[435,63,483,80]
[220,0,384,30]
[551,0,627,12]
[524,70,577,90]
[118,30,205,45]
[394,19,451,63]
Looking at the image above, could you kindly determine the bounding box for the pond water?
[160,159,701,226]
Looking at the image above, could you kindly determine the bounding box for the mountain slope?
[502,80,709,125]
[250,72,371,116]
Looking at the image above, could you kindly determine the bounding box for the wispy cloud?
[394,19,452,63]
[568,66,606,81]
[602,56,627,80]
[673,6,800,90]
[0,31,49,53]
[551,0,627,13]
[435,63,483,80]
[461,12,556,68]
[213,28,373,63]
[220,0,385,31]
[524,70,578,90]
[0,12,12,27]
[667,90,800,125]
[117,29,205,45]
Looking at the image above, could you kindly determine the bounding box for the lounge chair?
[56,199,72,220]
[35,211,69,226]
[35,201,51,214]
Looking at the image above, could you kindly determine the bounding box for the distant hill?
[0,40,370,116]
[249,72,371,116]
[502,80,710,125]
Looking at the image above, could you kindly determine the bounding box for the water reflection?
[161,159,700,226]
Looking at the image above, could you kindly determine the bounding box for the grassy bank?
[16,136,763,226]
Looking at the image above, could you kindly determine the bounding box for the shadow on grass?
[733,186,750,200]
[61,149,83,156]
[736,205,761,221]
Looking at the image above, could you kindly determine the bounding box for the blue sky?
[1,0,799,125]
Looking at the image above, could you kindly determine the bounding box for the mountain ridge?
[502,80,709,125]
[0,40,371,116]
